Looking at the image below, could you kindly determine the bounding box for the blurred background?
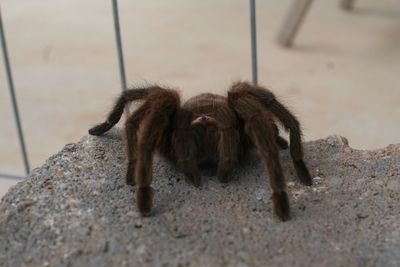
[1,0,399,196]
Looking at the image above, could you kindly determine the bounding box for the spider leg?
[217,129,240,183]
[230,82,312,186]
[274,123,289,150]
[228,93,290,221]
[175,147,202,187]
[124,102,150,186]
[214,105,241,183]
[269,100,312,185]
[170,110,202,187]
[88,86,160,136]
[135,89,180,216]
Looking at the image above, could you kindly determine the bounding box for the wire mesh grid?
[0,0,258,180]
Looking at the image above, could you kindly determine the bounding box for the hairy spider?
[89,81,312,221]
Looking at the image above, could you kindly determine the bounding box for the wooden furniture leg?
[277,0,314,47]
[341,0,356,10]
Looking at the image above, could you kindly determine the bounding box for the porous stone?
[0,129,399,267]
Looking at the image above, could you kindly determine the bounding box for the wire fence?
[0,0,259,180]
[0,6,30,180]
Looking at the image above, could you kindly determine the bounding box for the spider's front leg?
[247,115,290,221]
[214,106,241,183]
[171,110,202,187]
[230,82,312,186]
[228,91,290,221]
[134,90,180,216]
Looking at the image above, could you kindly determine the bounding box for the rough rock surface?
[0,129,399,267]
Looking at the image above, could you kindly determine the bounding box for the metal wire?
[0,5,30,178]
[0,1,259,182]
[0,172,25,180]
[249,0,258,85]
[111,0,127,92]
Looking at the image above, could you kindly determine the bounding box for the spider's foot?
[276,136,289,150]
[184,173,202,188]
[217,161,235,183]
[137,186,154,217]
[88,122,113,136]
[125,166,136,186]
[294,160,313,186]
[126,176,135,186]
[272,191,291,222]
[217,170,233,183]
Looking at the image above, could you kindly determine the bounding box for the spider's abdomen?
[183,93,226,113]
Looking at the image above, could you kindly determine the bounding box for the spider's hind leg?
[88,86,159,136]
[276,136,289,150]
[269,101,312,186]
[89,121,114,136]
[274,123,289,150]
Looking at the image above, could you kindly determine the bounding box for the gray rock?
[0,130,399,267]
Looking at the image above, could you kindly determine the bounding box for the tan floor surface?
[1,0,400,195]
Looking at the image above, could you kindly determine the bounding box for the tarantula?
[89,81,312,221]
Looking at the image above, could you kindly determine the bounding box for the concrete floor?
[1,0,400,195]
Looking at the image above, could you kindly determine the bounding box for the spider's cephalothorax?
[89,82,312,221]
